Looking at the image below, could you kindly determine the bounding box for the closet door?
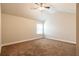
[0,3,1,54]
[76,3,79,55]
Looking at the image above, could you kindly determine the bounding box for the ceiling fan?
[31,3,56,14]
[32,3,51,10]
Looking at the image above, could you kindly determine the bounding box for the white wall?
[2,13,42,45]
[44,12,76,44]
[0,4,1,53]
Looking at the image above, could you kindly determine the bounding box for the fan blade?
[45,7,50,9]
[35,3,39,5]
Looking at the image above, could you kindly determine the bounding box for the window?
[36,23,43,34]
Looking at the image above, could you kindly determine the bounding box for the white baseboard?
[1,36,76,47]
[2,37,42,46]
[45,35,76,44]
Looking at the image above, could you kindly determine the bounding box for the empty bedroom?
[0,3,76,56]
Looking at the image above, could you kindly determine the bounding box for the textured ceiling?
[1,3,76,21]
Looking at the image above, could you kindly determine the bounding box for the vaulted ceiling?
[1,3,76,21]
